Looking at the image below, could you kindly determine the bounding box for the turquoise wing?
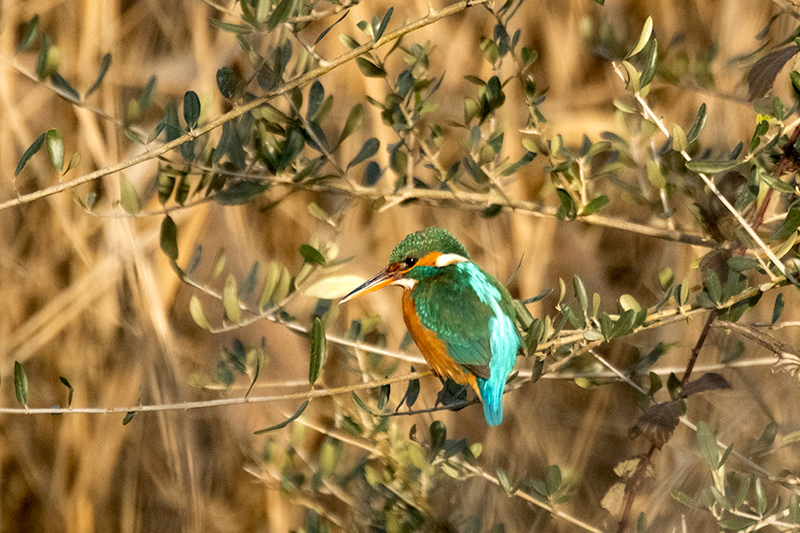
[412,262,519,426]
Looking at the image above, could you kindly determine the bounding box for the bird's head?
[340,227,470,303]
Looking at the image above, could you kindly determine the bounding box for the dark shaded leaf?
[375,8,393,41]
[397,371,420,410]
[681,373,732,397]
[17,15,40,53]
[377,384,390,410]
[772,294,785,325]
[183,90,200,128]
[748,46,797,101]
[500,151,536,176]
[750,420,778,456]
[356,57,386,78]
[241,261,260,297]
[86,53,112,97]
[315,12,349,45]
[51,73,80,101]
[363,161,382,186]
[630,401,681,448]
[429,420,446,460]
[309,317,327,385]
[686,103,707,143]
[160,216,179,261]
[300,244,326,265]
[216,67,240,100]
[214,181,269,205]
[139,75,158,114]
[555,188,577,220]
[348,138,380,168]
[15,132,46,176]
[267,0,298,31]
[14,361,28,407]
[254,401,309,433]
[122,412,135,425]
[59,376,74,407]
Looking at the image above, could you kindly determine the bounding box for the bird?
[340,227,519,426]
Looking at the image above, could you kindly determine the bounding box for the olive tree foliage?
[8,0,800,531]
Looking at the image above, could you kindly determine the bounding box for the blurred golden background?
[1,0,799,531]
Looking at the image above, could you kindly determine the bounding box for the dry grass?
[1,0,799,531]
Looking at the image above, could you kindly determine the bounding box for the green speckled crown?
[388,228,470,263]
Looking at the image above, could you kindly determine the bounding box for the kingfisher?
[340,227,519,426]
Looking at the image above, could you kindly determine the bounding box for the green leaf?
[223,274,242,323]
[309,317,327,385]
[363,161,382,186]
[555,188,577,220]
[356,57,386,78]
[496,468,513,495]
[209,19,253,34]
[573,276,588,315]
[254,401,309,433]
[183,90,200,128]
[59,376,74,407]
[751,420,778,456]
[772,294,785,325]
[429,420,446,460]
[14,361,28,407]
[86,53,112,97]
[704,268,722,303]
[754,477,766,515]
[51,73,80,101]
[374,7,393,41]
[686,103,707,143]
[216,67,240,100]
[771,206,800,241]
[696,421,719,470]
[717,516,757,530]
[259,262,281,308]
[241,261,260,297]
[672,123,687,153]
[582,195,609,215]
[350,391,372,414]
[267,0,298,30]
[377,384,390,410]
[44,129,64,172]
[214,181,269,205]
[15,132,46,176]
[480,37,500,64]
[119,174,140,214]
[639,38,658,88]
[300,244,327,265]
[646,160,666,188]
[348,138,380,168]
[315,12,349,45]
[627,16,653,58]
[35,35,57,79]
[338,104,363,147]
[727,256,760,272]
[685,159,739,174]
[17,15,40,53]
[139,75,158,114]
[546,465,562,496]
[189,296,211,330]
[160,216,179,261]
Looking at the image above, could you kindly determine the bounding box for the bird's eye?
[403,257,418,269]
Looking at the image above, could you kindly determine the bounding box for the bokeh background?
[1,0,799,531]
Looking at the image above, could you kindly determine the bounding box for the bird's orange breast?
[401,289,481,399]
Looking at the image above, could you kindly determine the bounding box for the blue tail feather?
[478,377,504,426]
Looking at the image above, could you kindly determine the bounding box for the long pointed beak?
[340,270,397,303]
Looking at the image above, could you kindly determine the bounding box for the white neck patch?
[391,278,417,289]
[435,253,469,267]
